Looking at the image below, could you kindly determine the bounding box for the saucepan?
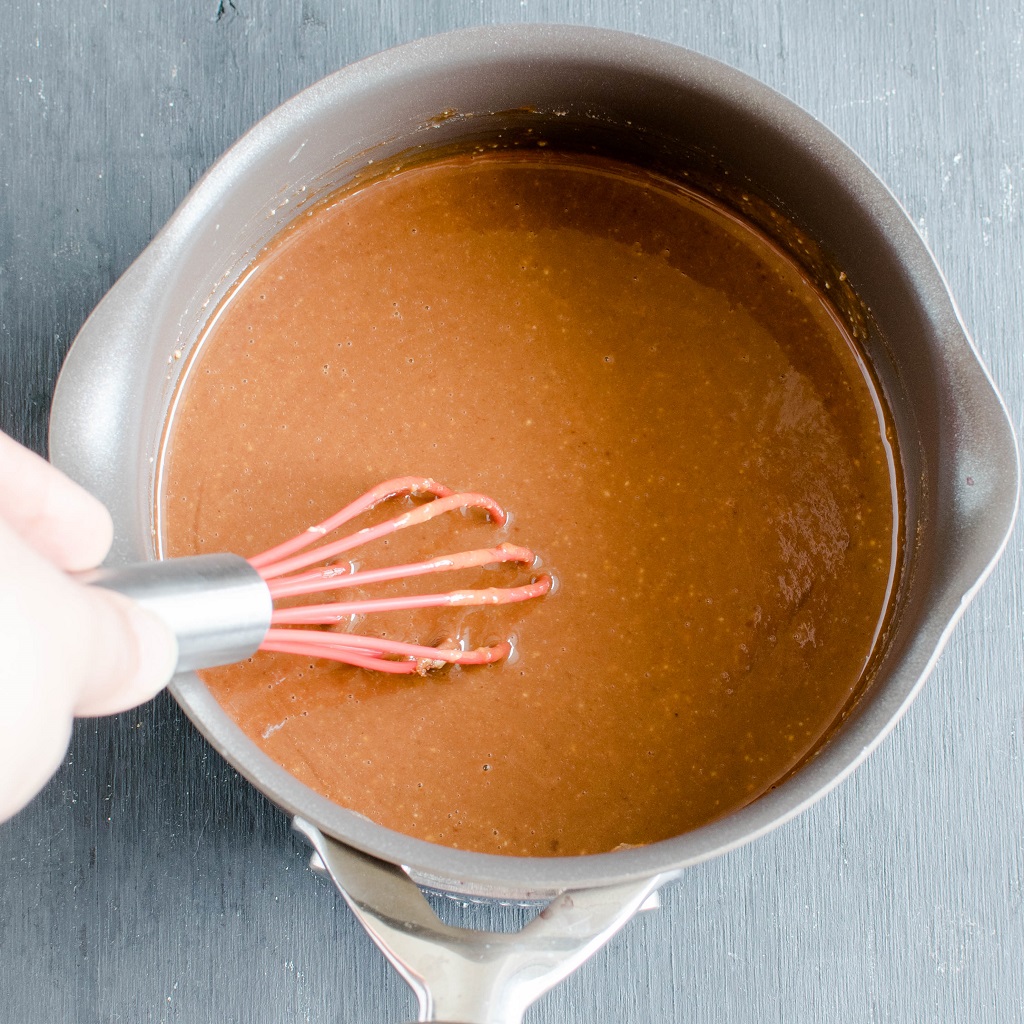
[48,25,1018,1023]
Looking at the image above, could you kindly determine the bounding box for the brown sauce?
[161,149,900,857]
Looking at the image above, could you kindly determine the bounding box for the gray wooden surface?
[1,1,1021,1021]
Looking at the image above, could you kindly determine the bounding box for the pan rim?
[52,22,1019,896]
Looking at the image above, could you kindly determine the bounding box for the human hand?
[0,431,177,822]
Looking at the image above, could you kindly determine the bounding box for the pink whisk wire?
[247,477,551,674]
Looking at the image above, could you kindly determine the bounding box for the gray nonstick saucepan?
[48,25,1018,1023]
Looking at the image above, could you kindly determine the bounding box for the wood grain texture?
[1,1,1021,1021]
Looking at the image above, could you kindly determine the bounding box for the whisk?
[85,477,551,675]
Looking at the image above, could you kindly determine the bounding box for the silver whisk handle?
[81,553,273,673]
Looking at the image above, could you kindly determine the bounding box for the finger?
[0,431,114,571]
[0,518,177,823]
[0,518,79,821]
[0,663,74,822]
[69,587,179,717]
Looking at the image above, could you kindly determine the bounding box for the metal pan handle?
[293,817,669,1024]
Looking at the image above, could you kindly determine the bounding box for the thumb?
[0,524,179,821]
[66,583,179,717]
